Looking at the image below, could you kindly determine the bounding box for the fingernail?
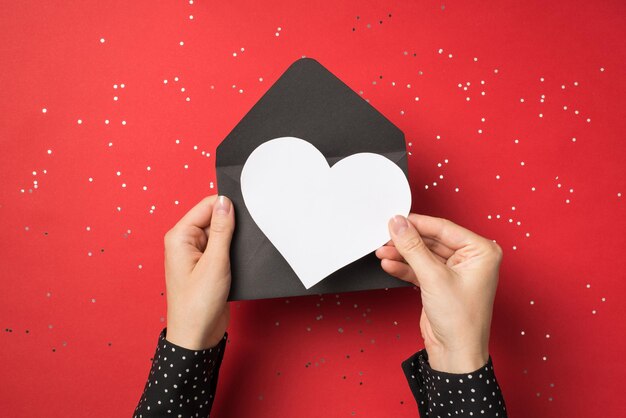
[391,215,409,235]
[216,195,231,215]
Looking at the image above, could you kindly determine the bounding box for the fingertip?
[214,195,233,216]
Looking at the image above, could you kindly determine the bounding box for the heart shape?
[240,137,412,289]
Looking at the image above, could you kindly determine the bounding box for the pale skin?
[165,195,502,373]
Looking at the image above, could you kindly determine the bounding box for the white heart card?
[240,137,412,289]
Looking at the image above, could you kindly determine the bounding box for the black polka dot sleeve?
[134,328,227,417]
[402,349,508,417]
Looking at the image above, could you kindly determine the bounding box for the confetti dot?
[521,331,525,335]
[100,38,105,43]
[113,96,118,101]
[179,41,184,46]
[42,108,47,113]
[77,119,82,124]
[121,120,126,125]
[47,149,52,155]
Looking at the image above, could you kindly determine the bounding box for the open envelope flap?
[216,58,412,301]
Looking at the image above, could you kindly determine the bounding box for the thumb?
[198,195,235,277]
[388,215,445,285]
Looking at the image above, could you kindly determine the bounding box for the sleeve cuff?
[401,349,507,417]
[133,328,227,416]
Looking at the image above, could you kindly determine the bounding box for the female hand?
[376,214,503,373]
[163,195,235,350]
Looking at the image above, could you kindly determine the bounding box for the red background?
[1,1,625,417]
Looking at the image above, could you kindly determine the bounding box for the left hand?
[163,195,235,350]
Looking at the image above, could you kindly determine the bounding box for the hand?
[376,214,503,373]
[163,195,235,350]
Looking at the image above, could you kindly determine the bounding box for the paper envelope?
[216,57,412,301]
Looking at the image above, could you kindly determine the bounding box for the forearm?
[134,328,227,417]
[402,349,507,417]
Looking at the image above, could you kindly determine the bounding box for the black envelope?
[216,58,412,301]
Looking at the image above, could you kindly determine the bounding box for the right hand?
[375,214,503,373]
[164,195,235,350]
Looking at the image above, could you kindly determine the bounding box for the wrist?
[165,323,223,350]
[426,345,489,374]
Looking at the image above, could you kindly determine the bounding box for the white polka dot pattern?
[134,328,227,417]
[402,349,508,417]
[135,330,507,417]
